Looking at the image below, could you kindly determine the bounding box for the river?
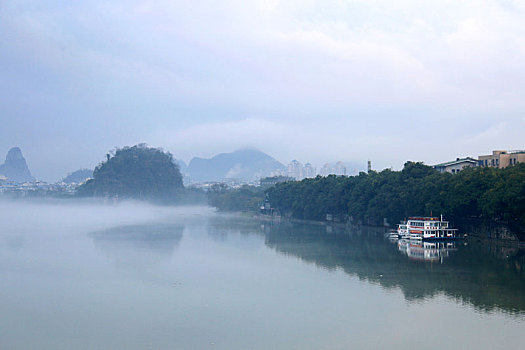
[1,200,524,349]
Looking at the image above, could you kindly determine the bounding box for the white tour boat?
[397,223,410,239]
[397,215,458,240]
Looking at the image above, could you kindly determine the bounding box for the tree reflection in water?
[89,223,184,266]
[208,217,525,316]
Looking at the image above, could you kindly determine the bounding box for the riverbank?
[254,213,525,246]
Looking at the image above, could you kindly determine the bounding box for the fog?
[0,198,214,237]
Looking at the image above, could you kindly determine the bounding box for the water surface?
[1,201,524,349]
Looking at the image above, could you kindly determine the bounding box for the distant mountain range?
[61,169,93,184]
[186,148,285,182]
[0,146,362,185]
[0,147,35,183]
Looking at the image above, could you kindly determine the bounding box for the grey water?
[1,201,524,350]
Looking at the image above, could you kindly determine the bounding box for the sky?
[1,0,524,182]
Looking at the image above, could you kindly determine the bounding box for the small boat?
[397,215,458,241]
[387,229,398,238]
[386,229,399,241]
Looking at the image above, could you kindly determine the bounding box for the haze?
[0,199,210,235]
[1,0,525,181]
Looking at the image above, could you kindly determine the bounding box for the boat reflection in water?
[397,239,457,263]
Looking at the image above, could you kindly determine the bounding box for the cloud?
[1,0,525,180]
[152,118,288,160]
[3,0,525,109]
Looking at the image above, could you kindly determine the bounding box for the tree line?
[209,162,525,225]
[207,183,265,212]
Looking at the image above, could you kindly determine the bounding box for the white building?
[319,163,332,176]
[303,163,316,178]
[287,160,304,180]
[334,161,347,176]
[319,162,347,176]
[433,157,478,174]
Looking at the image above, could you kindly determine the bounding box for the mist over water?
[1,200,524,349]
[0,199,210,235]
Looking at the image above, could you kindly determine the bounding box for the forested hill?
[77,144,183,200]
[266,162,525,226]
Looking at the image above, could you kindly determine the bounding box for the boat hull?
[423,236,461,241]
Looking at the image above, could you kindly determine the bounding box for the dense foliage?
[77,144,183,201]
[265,162,525,225]
[207,184,265,212]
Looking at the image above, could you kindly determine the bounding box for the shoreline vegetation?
[208,162,525,241]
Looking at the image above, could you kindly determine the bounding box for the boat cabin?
[399,216,457,240]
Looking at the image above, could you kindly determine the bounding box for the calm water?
[1,201,524,349]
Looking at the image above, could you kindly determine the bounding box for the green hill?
[77,144,183,201]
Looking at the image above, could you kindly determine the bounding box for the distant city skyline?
[1,1,524,181]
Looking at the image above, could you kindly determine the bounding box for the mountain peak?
[187,149,284,182]
[0,147,35,183]
[232,147,261,153]
[6,147,24,161]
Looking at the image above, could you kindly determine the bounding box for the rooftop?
[433,157,477,168]
[408,217,440,221]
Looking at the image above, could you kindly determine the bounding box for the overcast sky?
[1,0,525,181]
